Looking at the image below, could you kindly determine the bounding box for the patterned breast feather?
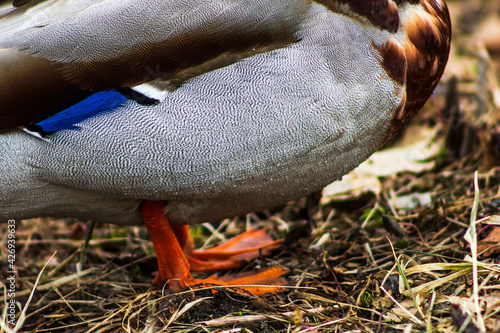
[0,0,451,225]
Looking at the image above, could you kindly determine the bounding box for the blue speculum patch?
[35,90,128,133]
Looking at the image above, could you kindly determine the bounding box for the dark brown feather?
[0,50,91,131]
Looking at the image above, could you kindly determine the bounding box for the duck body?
[0,0,451,227]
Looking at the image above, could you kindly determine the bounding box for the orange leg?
[141,201,193,290]
[141,200,288,295]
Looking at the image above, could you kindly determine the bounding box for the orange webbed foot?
[141,200,288,295]
[175,225,283,272]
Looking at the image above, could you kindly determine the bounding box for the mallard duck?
[0,0,451,294]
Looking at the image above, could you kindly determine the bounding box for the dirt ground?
[1,0,500,332]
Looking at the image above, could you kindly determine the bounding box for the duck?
[0,0,451,294]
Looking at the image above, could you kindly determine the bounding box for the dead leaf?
[478,226,500,256]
